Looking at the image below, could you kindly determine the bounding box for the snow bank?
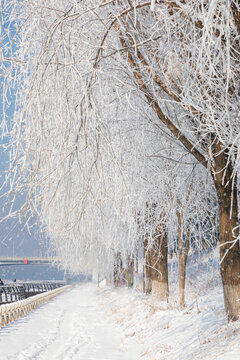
[97,250,240,360]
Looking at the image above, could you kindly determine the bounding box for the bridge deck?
[0,257,58,266]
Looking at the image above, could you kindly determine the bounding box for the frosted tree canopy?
[0,1,239,275]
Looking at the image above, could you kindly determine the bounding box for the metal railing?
[0,282,66,305]
[0,285,71,327]
[0,285,26,304]
[22,282,66,298]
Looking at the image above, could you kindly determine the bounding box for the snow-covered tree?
[1,1,240,320]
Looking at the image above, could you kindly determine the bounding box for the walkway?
[0,283,141,360]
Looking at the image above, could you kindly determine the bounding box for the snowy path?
[0,284,142,360]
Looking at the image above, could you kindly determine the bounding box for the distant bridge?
[0,257,58,266]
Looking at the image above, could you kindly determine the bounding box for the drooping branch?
[93,0,206,69]
[117,28,207,167]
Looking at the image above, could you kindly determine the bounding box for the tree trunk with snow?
[150,225,169,302]
[213,143,240,321]
[125,255,134,288]
[133,252,141,291]
[176,208,190,308]
[143,238,152,294]
[113,252,123,287]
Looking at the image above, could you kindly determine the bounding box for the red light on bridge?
[24,259,28,264]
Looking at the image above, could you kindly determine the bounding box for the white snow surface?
[0,283,141,360]
[0,281,239,360]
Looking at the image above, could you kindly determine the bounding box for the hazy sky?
[0,136,50,257]
[0,9,49,258]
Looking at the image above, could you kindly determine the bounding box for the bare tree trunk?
[151,225,169,302]
[177,208,190,308]
[113,252,122,287]
[143,238,152,294]
[134,251,138,274]
[125,255,134,288]
[133,250,141,290]
[213,143,240,321]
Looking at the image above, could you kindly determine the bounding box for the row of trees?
[1,1,240,320]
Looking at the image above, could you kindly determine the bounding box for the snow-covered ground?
[0,284,142,360]
[98,249,240,360]
[100,285,240,360]
[0,250,240,360]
